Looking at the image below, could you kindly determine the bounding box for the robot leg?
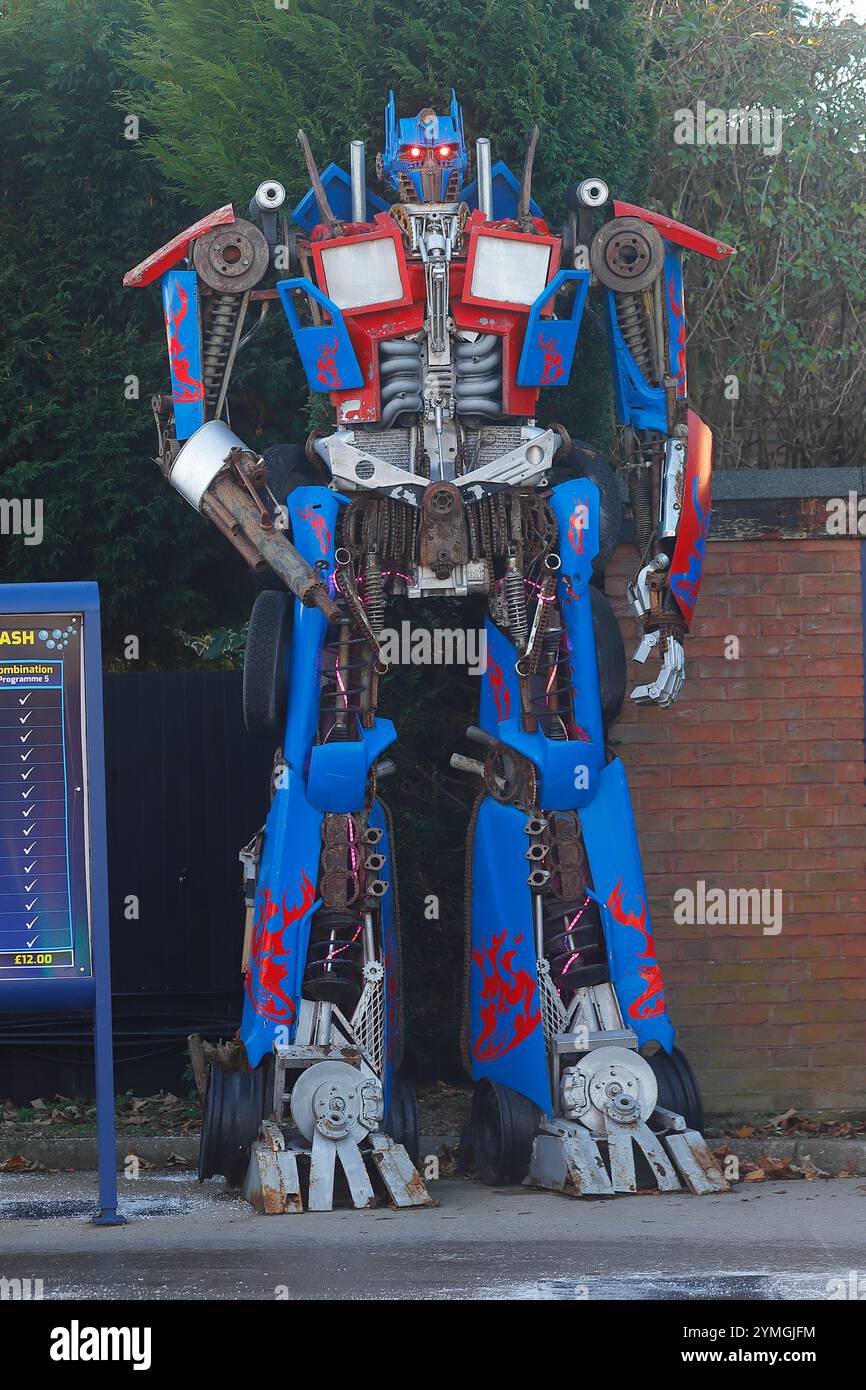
[455,475,727,1196]
[199,484,430,1212]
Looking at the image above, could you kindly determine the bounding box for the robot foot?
[241,1050,432,1214]
[524,1047,730,1198]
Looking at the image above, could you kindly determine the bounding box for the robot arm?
[588,203,734,707]
[124,188,340,620]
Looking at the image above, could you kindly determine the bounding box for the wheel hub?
[561,1046,658,1130]
[290,1060,383,1144]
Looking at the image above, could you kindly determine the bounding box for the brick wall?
[605,538,866,1117]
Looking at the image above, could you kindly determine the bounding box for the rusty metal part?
[341,496,418,568]
[297,128,342,233]
[549,421,572,460]
[483,741,537,810]
[334,563,389,670]
[590,217,665,293]
[200,491,273,574]
[193,218,269,294]
[517,123,540,231]
[206,470,339,619]
[201,290,250,418]
[419,480,468,575]
[320,813,365,908]
[520,571,557,677]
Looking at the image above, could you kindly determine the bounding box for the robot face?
[382,89,468,203]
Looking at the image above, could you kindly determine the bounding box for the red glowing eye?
[437,145,452,159]
[409,145,422,158]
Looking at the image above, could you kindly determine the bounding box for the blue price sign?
[0,583,123,1222]
[0,613,92,984]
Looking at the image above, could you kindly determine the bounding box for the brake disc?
[290,1060,383,1144]
[561,1046,658,1131]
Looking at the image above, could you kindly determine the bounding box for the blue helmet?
[381,89,468,202]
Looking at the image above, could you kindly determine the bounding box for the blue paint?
[462,160,544,221]
[277,277,363,393]
[469,797,552,1116]
[516,270,590,387]
[580,759,675,1052]
[477,478,605,810]
[291,163,389,232]
[160,269,204,439]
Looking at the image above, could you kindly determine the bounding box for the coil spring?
[527,627,572,739]
[202,293,242,412]
[504,562,529,648]
[615,292,655,384]
[320,630,369,740]
[542,895,607,989]
[362,553,385,636]
[302,908,365,1008]
[378,339,423,428]
[454,335,502,419]
[628,465,654,555]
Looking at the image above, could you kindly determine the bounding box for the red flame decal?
[538,332,564,385]
[472,930,541,1061]
[296,503,331,555]
[164,281,204,404]
[487,656,510,721]
[316,336,342,389]
[607,877,666,1019]
[667,274,687,397]
[568,501,588,555]
[245,871,316,1023]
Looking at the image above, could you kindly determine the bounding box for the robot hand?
[630,627,685,708]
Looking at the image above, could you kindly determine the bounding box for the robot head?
[382,89,468,203]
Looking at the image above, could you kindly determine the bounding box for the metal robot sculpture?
[125,92,734,1211]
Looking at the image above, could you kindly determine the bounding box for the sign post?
[0,582,124,1225]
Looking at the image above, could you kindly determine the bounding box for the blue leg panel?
[579,758,676,1053]
[240,764,323,1068]
[469,796,552,1117]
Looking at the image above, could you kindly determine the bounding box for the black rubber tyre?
[471,1079,540,1185]
[262,441,326,518]
[646,1046,705,1133]
[385,1078,421,1168]
[590,583,627,729]
[550,439,622,574]
[243,590,292,740]
[255,442,328,592]
[198,1062,269,1187]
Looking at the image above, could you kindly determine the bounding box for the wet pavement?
[0,1172,863,1300]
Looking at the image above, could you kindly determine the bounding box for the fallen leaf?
[0,1154,44,1172]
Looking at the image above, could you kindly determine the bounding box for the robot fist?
[630,627,685,708]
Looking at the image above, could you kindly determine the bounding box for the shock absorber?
[363,548,385,636]
[503,552,529,649]
[302,908,365,1010]
[614,293,656,384]
[541,814,608,991]
[201,293,244,415]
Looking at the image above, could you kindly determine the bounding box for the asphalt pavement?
[1,1171,864,1300]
